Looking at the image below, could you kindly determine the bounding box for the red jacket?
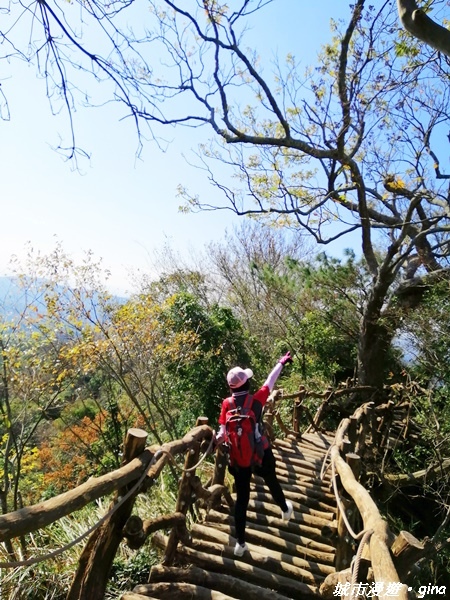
[218,385,271,451]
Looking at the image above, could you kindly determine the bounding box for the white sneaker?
[282,500,293,521]
[234,542,248,557]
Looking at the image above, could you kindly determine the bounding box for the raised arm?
[263,351,293,392]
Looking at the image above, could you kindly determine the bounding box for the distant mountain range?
[0,276,125,323]
[0,276,43,320]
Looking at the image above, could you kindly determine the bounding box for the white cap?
[226,367,254,389]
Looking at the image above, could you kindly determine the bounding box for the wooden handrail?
[322,400,413,600]
[0,424,213,543]
[0,385,424,600]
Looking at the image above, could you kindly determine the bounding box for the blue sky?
[0,1,353,294]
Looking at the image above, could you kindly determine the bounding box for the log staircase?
[123,432,338,599]
[0,385,427,600]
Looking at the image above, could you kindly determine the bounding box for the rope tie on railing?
[0,452,158,569]
[351,529,373,588]
[330,449,374,540]
[320,443,333,480]
[330,455,370,541]
[321,444,374,550]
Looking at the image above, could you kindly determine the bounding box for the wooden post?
[123,515,146,550]
[335,496,357,571]
[163,418,206,566]
[163,442,199,565]
[264,392,278,441]
[347,416,358,451]
[372,413,381,447]
[122,428,150,464]
[391,530,427,579]
[379,401,395,450]
[365,405,374,446]
[67,428,148,600]
[341,439,352,457]
[211,447,228,487]
[308,387,333,432]
[345,453,361,481]
[293,401,301,433]
[356,415,369,455]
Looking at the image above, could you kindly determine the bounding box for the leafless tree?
[3,0,450,385]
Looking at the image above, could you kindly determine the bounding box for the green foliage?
[1,235,450,594]
[0,507,98,599]
[160,292,252,427]
[394,40,420,58]
[255,250,364,384]
[289,311,357,382]
[390,395,448,476]
[65,398,98,424]
[107,547,159,596]
[402,281,450,388]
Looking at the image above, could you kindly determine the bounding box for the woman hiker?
[215,351,294,557]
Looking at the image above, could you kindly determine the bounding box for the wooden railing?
[0,421,217,600]
[0,384,428,600]
[319,400,426,600]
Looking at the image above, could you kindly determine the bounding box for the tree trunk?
[67,428,149,600]
[357,274,395,388]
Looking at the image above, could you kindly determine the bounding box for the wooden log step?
[252,480,336,510]
[152,532,321,599]
[206,509,336,552]
[130,581,238,599]
[191,523,335,575]
[242,498,334,529]
[275,436,331,454]
[258,477,335,504]
[186,529,322,584]
[274,464,329,486]
[271,448,331,474]
[274,467,326,489]
[285,436,331,453]
[271,454,331,481]
[272,445,329,469]
[207,508,336,546]
[148,565,294,600]
[273,448,324,472]
[273,441,330,459]
[272,470,331,491]
[277,447,329,468]
[186,531,326,585]
[276,436,328,453]
[274,440,329,462]
[248,489,334,521]
[301,432,335,448]
[203,519,335,563]
[274,473,331,497]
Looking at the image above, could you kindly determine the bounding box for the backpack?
[225,394,262,468]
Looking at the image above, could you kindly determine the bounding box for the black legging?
[232,447,288,545]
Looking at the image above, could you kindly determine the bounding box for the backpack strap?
[227,397,236,411]
[242,393,254,413]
